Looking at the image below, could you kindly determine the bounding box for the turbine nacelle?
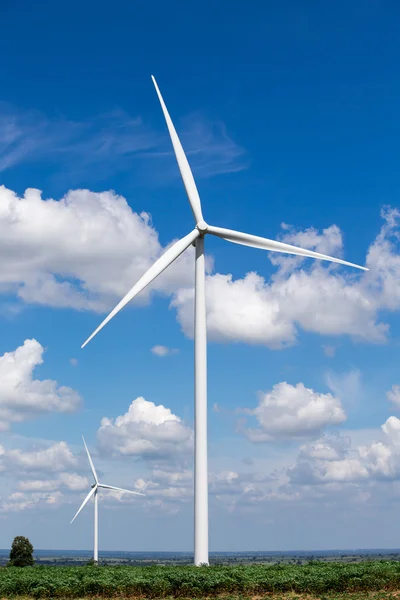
[196,220,209,235]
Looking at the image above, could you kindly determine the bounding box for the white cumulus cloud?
[0,186,197,312]
[173,208,400,347]
[288,417,400,485]
[0,441,78,474]
[97,397,193,458]
[0,339,81,430]
[2,187,400,353]
[243,381,346,441]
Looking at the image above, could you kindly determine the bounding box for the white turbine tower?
[81,76,368,566]
[70,436,144,563]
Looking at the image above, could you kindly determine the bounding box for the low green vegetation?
[1,561,400,598]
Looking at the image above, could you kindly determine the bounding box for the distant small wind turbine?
[70,436,144,563]
[81,76,368,565]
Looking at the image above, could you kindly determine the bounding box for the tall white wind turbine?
[70,436,144,562]
[81,76,368,565]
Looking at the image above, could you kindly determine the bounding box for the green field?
[2,561,400,598]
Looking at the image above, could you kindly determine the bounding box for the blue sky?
[1,0,400,553]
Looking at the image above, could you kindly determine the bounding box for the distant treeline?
[1,550,400,568]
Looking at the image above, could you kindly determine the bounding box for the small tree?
[8,536,34,567]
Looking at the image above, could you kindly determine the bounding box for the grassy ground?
[2,562,400,598]
[3,594,400,600]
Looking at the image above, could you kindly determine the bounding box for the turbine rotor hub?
[197,220,208,234]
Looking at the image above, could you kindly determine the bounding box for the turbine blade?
[82,436,98,483]
[151,76,204,225]
[82,229,199,348]
[70,486,97,524]
[207,225,368,271]
[99,483,145,496]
